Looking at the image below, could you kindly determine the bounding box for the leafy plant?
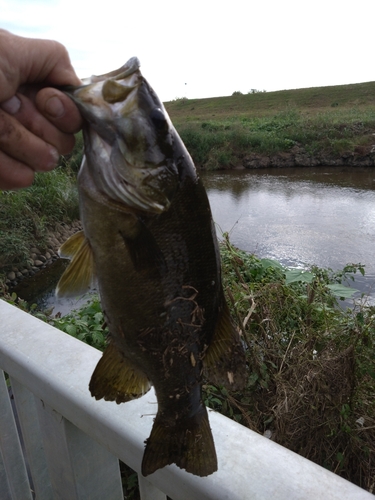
[51,296,107,351]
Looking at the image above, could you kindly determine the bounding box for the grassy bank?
[165,81,375,169]
[1,80,375,275]
[0,134,83,278]
[5,239,374,494]
[0,163,79,272]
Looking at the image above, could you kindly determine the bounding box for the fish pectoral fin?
[58,230,86,259]
[142,405,217,477]
[56,231,95,298]
[203,294,246,391]
[89,343,151,403]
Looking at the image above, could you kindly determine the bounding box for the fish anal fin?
[89,343,151,404]
[203,295,246,391]
[56,232,95,298]
[142,406,217,477]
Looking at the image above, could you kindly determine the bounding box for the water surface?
[14,166,375,312]
[201,167,375,300]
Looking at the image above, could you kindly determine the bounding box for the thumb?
[36,88,83,134]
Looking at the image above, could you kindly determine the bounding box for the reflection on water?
[201,167,375,301]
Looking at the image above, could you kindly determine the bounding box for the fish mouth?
[60,57,142,117]
[62,57,141,93]
[64,58,179,214]
[82,57,141,85]
[62,57,142,126]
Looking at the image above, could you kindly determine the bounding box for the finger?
[2,92,76,156]
[0,149,35,190]
[36,87,83,134]
[25,39,82,87]
[0,108,59,172]
[0,31,81,92]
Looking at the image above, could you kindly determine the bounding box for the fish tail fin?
[142,405,217,477]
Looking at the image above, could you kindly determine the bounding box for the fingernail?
[46,147,60,169]
[45,96,65,118]
[1,95,21,115]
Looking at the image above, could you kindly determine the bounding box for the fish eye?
[150,107,167,131]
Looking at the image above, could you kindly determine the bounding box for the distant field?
[165,81,375,169]
[165,81,375,120]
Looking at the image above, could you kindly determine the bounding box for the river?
[16,166,375,313]
[201,166,375,303]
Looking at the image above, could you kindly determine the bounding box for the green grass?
[0,163,79,270]
[165,82,375,168]
[166,81,375,119]
[0,133,83,275]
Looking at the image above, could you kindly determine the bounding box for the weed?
[202,235,375,491]
[0,159,80,270]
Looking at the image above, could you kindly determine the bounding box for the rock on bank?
[240,145,375,169]
[4,221,82,288]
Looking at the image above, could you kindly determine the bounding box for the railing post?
[0,450,12,500]
[138,475,167,500]
[0,370,33,500]
[35,399,123,500]
[10,377,53,499]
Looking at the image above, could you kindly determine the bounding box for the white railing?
[0,299,372,500]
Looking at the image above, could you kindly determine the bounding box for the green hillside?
[165,81,375,120]
[164,81,375,170]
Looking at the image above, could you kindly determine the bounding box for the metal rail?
[0,300,372,499]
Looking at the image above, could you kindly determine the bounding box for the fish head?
[65,58,184,214]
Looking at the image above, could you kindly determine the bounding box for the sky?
[1,0,374,102]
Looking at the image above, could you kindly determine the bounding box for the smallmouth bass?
[57,58,246,477]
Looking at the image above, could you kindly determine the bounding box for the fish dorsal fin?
[203,293,246,391]
[102,79,136,104]
[89,343,151,403]
[56,231,95,298]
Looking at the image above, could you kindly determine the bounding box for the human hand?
[0,29,83,190]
